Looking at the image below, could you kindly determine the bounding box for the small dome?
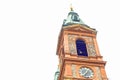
[62,9,84,26]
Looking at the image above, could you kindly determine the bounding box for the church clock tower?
[54,7,108,80]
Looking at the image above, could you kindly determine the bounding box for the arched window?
[71,14,80,21]
[76,39,88,56]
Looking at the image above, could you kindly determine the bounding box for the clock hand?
[83,68,89,75]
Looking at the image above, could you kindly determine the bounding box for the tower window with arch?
[76,39,88,56]
[71,15,80,21]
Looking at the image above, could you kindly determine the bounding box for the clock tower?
[54,7,108,80]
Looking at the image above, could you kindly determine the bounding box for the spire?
[70,4,73,11]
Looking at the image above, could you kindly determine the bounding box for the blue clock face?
[79,67,94,78]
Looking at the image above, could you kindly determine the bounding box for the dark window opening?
[72,15,80,22]
[76,39,88,56]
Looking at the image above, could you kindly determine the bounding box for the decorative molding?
[68,34,76,41]
[82,36,96,56]
[96,67,102,80]
[87,43,96,56]
[69,42,76,54]
[81,36,93,42]
[68,35,77,54]
[71,64,77,78]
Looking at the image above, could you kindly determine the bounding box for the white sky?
[0,0,120,80]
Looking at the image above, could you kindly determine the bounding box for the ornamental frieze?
[68,35,77,54]
[87,43,96,56]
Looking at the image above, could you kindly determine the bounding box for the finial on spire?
[70,4,73,11]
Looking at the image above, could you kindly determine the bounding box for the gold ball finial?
[70,4,73,11]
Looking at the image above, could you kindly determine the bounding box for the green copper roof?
[54,67,60,80]
[62,9,84,26]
